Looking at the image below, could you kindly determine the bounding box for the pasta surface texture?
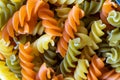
[0,61,19,80]
[1,0,120,80]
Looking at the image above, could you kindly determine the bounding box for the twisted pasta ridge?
[107,10,120,27]
[101,69,120,80]
[1,0,46,42]
[100,0,117,30]
[32,21,44,36]
[87,55,104,80]
[81,46,96,61]
[35,63,54,80]
[89,20,106,44]
[47,0,84,5]
[38,3,62,37]
[55,6,71,18]
[32,34,54,55]
[80,0,104,16]
[108,28,120,46]
[57,5,84,57]
[43,44,59,69]
[0,39,16,58]
[104,47,120,73]
[74,59,89,80]
[19,42,36,80]
[75,33,99,50]
[0,61,19,80]
[0,0,24,29]
[6,54,22,78]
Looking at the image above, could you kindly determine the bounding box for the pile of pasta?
[1,0,120,80]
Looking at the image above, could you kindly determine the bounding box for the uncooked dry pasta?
[1,0,120,80]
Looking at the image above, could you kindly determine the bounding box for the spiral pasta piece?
[80,0,104,16]
[60,38,81,76]
[101,69,120,80]
[104,47,120,73]
[35,63,54,80]
[1,0,45,42]
[19,42,36,80]
[107,10,120,27]
[32,34,54,55]
[74,59,89,80]
[57,5,84,57]
[81,46,96,61]
[0,61,19,80]
[38,4,62,37]
[0,39,16,58]
[87,55,104,80]
[89,20,106,44]
[108,28,120,46]
[47,0,84,5]
[100,0,117,30]
[0,0,24,29]
[6,54,21,78]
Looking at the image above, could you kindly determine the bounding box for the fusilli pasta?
[89,20,106,44]
[104,47,120,73]
[60,38,81,76]
[107,10,120,27]
[87,55,104,80]
[38,3,62,37]
[100,0,117,30]
[6,54,21,78]
[0,0,119,79]
[1,0,45,42]
[19,42,36,80]
[57,5,84,57]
